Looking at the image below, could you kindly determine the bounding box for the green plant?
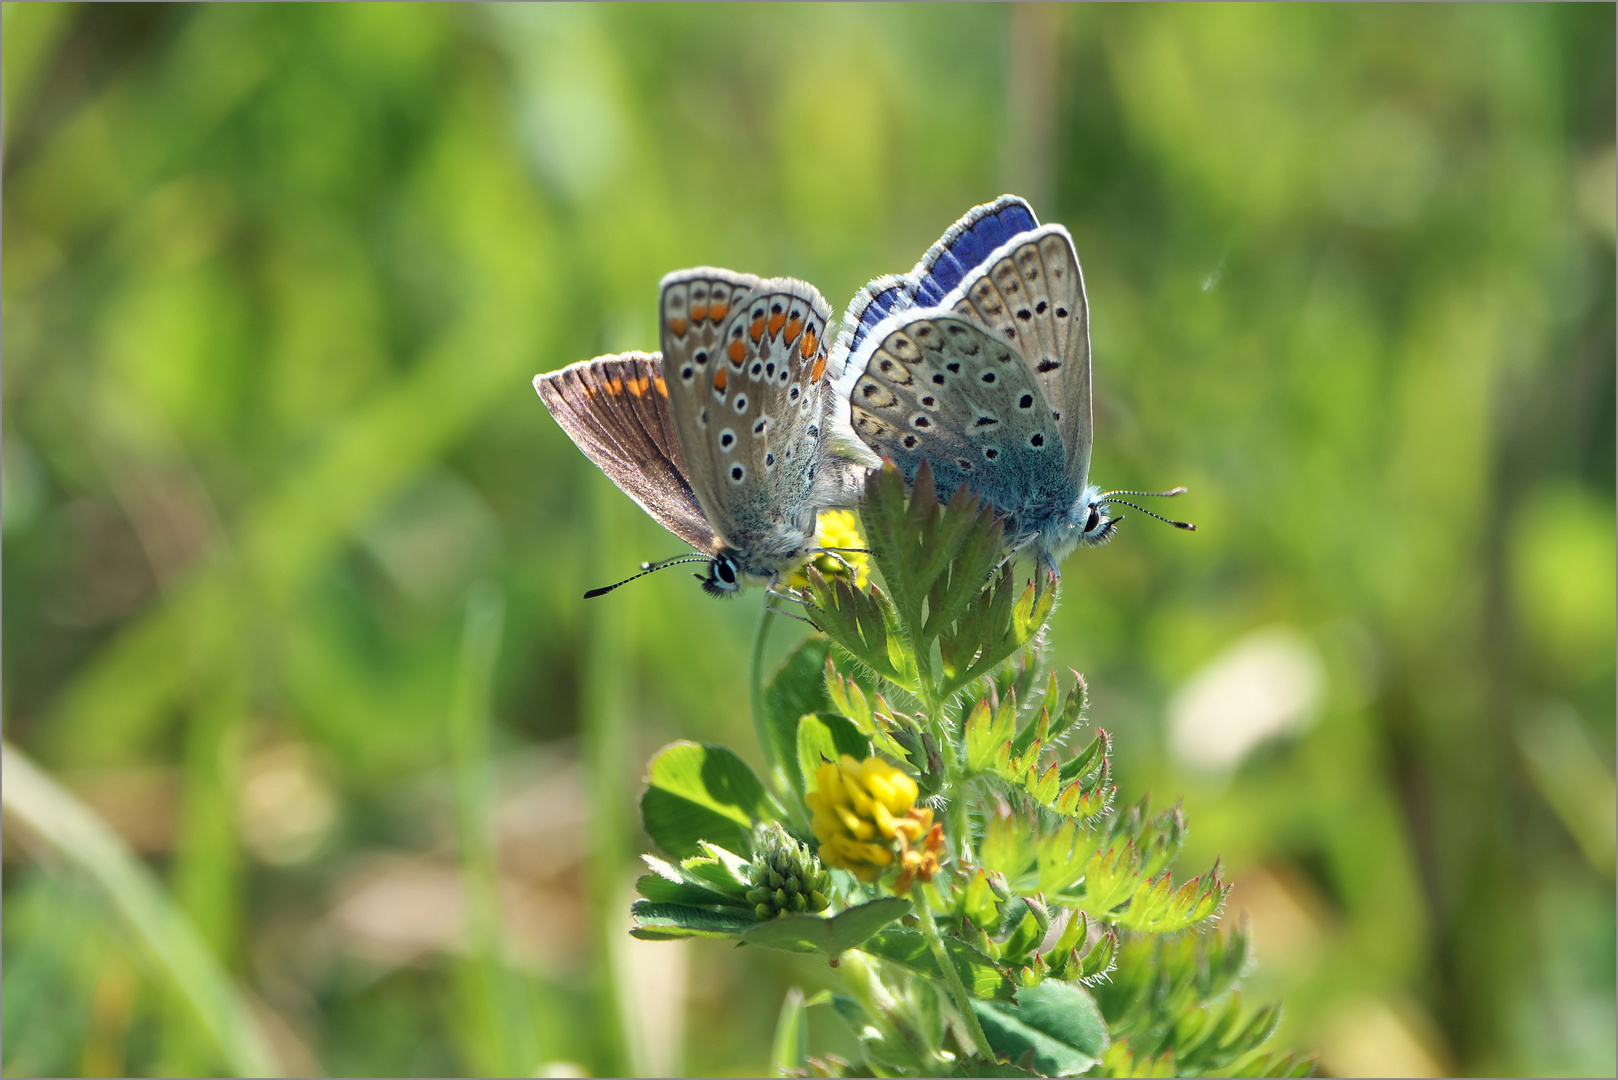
[627,463,1314,1077]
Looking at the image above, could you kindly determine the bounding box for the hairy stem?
[916,887,993,1061]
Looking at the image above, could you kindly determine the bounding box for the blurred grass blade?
[449,582,542,1076]
[0,742,282,1078]
[1516,702,1617,877]
[771,987,809,1077]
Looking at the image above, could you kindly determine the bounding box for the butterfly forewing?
[944,224,1093,491]
[836,195,1041,360]
[848,311,1073,522]
[534,352,721,553]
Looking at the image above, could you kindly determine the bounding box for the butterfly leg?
[764,585,819,624]
[806,548,861,577]
[1034,553,1062,600]
[994,532,1041,577]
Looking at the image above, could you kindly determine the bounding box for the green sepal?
[1046,672,1088,747]
[965,692,1019,775]
[963,869,1001,930]
[998,909,1043,966]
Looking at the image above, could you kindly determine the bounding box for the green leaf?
[938,573,1057,700]
[797,713,873,794]
[629,900,758,941]
[860,928,1017,1000]
[806,571,916,689]
[740,896,911,956]
[640,741,774,858]
[948,1060,1040,1077]
[635,873,749,910]
[856,461,1005,689]
[971,980,1110,1077]
[764,637,835,799]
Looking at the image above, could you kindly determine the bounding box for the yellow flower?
[894,818,945,896]
[806,755,938,885]
[784,510,869,590]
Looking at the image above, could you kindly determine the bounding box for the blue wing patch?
[910,196,1040,306]
[838,195,1040,358]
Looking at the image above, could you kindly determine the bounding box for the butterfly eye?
[716,559,737,584]
[1086,506,1102,533]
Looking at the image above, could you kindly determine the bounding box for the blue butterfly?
[835,195,1192,579]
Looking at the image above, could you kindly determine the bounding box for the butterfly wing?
[847,310,1074,523]
[836,195,1041,360]
[942,224,1093,491]
[533,352,722,554]
[661,269,840,565]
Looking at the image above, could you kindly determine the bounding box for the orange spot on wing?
[626,376,649,396]
[728,339,747,365]
[750,315,765,343]
[768,310,786,335]
[709,301,729,323]
[689,304,708,323]
[654,375,668,396]
[783,317,804,344]
[811,355,827,383]
[668,317,688,337]
[713,368,728,391]
[800,328,819,360]
[605,378,623,394]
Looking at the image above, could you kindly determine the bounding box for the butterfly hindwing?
[659,268,760,537]
[944,224,1093,490]
[662,269,836,567]
[848,311,1074,522]
[534,352,721,554]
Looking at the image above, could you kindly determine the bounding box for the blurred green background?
[3,3,1612,1077]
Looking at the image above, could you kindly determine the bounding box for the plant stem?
[750,604,778,782]
[750,605,804,823]
[915,887,994,1061]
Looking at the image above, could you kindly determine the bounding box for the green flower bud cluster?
[746,822,831,919]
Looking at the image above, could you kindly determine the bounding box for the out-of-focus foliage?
[2,4,1611,1077]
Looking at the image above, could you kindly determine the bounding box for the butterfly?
[835,195,1192,580]
[535,268,873,598]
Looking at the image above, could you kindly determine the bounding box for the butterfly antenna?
[583,554,713,599]
[1100,486,1189,499]
[1105,499,1196,531]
